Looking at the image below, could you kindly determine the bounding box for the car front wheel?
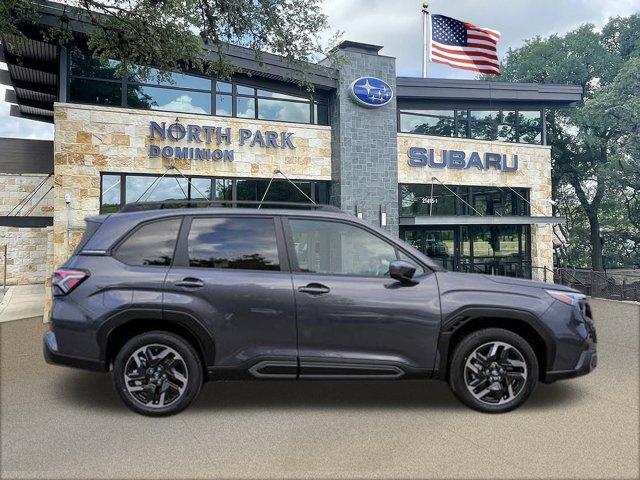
[112,331,203,416]
[448,328,538,413]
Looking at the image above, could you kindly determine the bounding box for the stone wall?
[325,48,399,234]
[0,174,53,285]
[397,134,555,281]
[51,103,332,269]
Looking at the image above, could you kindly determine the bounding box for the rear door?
[163,214,297,377]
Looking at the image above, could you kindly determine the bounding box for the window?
[115,218,181,266]
[127,86,211,114]
[69,78,122,106]
[101,175,121,213]
[290,219,407,277]
[399,108,542,144]
[100,173,329,213]
[400,184,530,218]
[126,176,189,203]
[518,111,542,144]
[187,217,280,270]
[400,110,455,137]
[68,48,329,124]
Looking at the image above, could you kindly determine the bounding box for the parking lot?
[1,298,638,479]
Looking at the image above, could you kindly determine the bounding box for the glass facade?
[100,173,330,213]
[399,184,532,278]
[68,49,328,125]
[401,225,532,279]
[399,108,542,144]
[399,184,530,217]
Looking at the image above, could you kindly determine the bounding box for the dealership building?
[0,1,582,292]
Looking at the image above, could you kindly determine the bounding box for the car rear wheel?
[112,331,203,416]
[448,328,538,413]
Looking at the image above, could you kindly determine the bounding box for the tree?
[486,16,640,270]
[1,0,334,87]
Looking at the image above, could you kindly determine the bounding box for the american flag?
[429,14,501,75]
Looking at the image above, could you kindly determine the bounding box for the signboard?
[349,77,393,107]
[407,147,518,171]
[148,121,295,161]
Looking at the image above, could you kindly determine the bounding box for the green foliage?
[2,0,335,89]
[484,15,640,269]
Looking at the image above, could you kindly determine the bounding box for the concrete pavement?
[0,284,45,323]
[1,298,638,479]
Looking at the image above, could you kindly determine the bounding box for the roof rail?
[118,200,344,213]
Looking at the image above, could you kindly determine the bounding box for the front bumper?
[43,330,107,372]
[544,341,597,383]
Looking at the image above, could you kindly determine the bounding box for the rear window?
[72,219,103,255]
[187,217,280,271]
[114,218,182,266]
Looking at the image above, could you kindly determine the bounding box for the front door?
[164,215,297,376]
[285,218,441,377]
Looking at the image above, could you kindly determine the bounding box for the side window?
[115,218,181,266]
[290,219,407,277]
[188,217,280,271]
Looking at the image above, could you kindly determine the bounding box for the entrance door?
[286,218,442,375]
[400,227,457,271]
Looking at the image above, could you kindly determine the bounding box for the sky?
[1,0,639,141]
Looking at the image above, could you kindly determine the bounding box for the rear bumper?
[43,330,107,372]
[544,343,597,383]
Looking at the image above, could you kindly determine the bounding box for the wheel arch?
[435,307,554,381]
[98,308,215,370]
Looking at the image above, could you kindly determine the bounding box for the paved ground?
[1,299,638,479]
[0,284,45,323]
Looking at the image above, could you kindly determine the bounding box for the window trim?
[282,216,430,278]
[174,214,289,273]
[111,216,184,267]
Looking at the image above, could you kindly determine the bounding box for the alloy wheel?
[123,344,189,408]
[464,341,528,405]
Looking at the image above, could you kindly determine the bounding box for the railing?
[535,266,640,302]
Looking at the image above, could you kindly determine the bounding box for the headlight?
[545,289,586,306]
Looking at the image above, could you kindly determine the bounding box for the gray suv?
[44,203,597,416]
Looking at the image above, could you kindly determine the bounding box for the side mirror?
[389,260,417,285]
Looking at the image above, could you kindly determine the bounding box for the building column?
[322,42,399,235]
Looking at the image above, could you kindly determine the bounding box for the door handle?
[174,277,204,289]
[298,283,330,295]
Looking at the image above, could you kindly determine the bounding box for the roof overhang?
[400,215,566,226]
[0,0,337,122]
[1,34,59,123]
[396,77,583,109]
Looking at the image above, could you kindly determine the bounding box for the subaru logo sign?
[349,77,393,108]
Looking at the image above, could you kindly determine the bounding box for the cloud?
[155,94,209,114]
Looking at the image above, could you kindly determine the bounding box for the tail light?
[52,269,89,295]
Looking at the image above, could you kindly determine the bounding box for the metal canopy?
[0,34,59,123]
[399,215,566,226]
[396,77,583,108]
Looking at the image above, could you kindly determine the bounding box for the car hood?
[485,275,578,292]
[434,271,579,295]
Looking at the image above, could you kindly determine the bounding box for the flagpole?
[422,2,430,77]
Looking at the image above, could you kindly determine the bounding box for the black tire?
[112,331,203,416]
[448,328,538,413]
